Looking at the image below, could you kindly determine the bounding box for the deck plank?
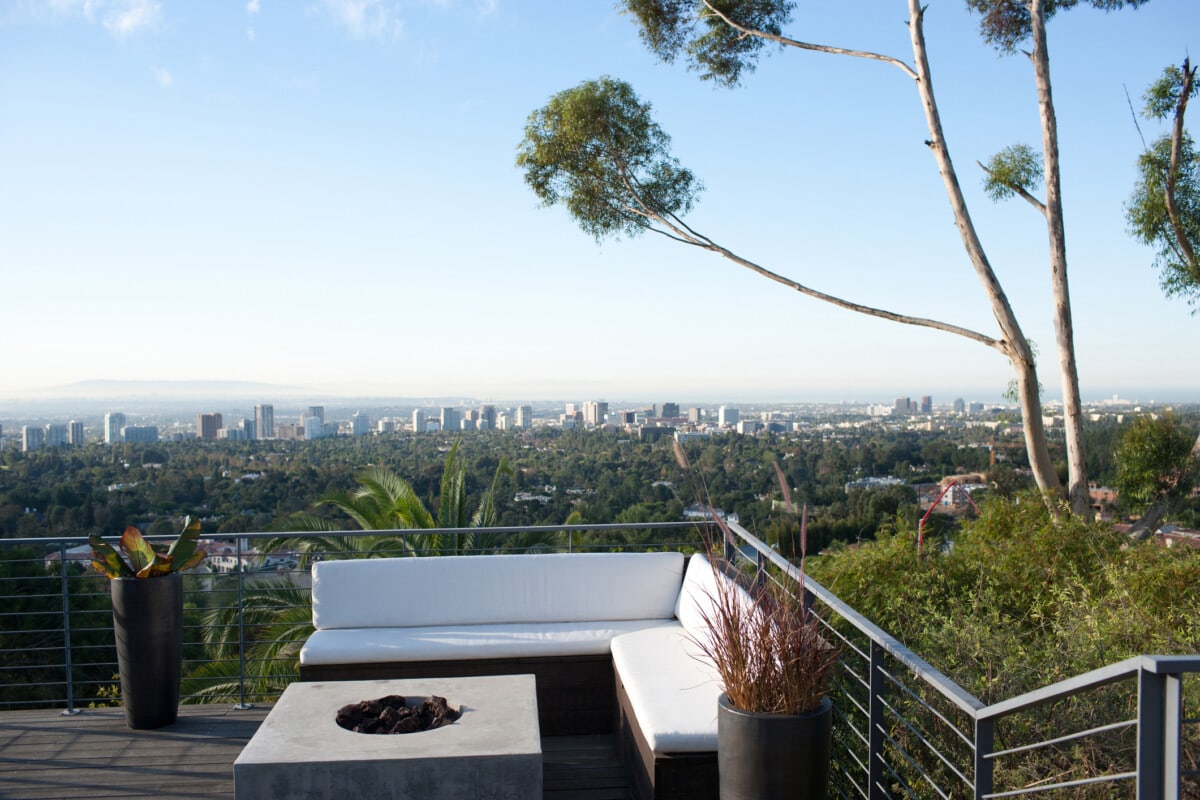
[0,706,631,799]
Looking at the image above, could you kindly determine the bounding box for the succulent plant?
[89,517,207,578]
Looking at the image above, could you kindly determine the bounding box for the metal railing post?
[58,541,80,716]
[869,641,887,800]
[568,530,573,554]
[1138,666,1167,799]
[234,537,252,710]
[1163,672,1182,800]
[974,716,994,799]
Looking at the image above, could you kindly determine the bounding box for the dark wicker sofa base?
[615,668,718,800]
[300,653,614,737]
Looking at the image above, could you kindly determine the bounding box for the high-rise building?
[583,401,608,427]
[305,406,325,423]
[894,397,912,415]
[68,420,84,446]
[658,402,680,419]
[44,423,68,447]
[255,404,275,440]
[412,409,425,433]
[104,412,126,444]
[479,405,496,431]
[303,416,328,439]
[515,405,533,429]
[197,413,223,441]
[22,426,44,452]
[440,407,460,432]
[920,396,933,414]
[377,419,395,434]
[352,411,370,436]
[123,426,159,444]
[953,398,966,415]
[687,407,702,423]
[718,406,739,427]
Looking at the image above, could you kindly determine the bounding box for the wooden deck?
[0,705,632,799]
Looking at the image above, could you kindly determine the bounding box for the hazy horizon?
[3,2,1198,405]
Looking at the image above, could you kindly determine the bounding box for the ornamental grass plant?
[674,440,839,716]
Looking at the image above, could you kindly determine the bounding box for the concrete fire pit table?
[234,674,541,799]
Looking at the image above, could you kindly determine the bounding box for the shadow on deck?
[0,705,631,799]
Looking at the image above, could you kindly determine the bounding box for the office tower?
[412,409,425,433]
[953,398,966,415]
[352,411,370,436]
[895,397,911,415]
[515,405,533,429]
[920,395,933,414]
[104,412,126,444]
[583,401,607,427]
[377,419,395,433]
[440,407,460,432]
[255,404,275,440]
[480,405,496,430]
[22,426,44,451]
[123,426,159,444]
[68,420,84,446]
[44,423,68,447]
[303,416,327,439]
[688,408,702,423]
[659,402,680,419]
[305,406,325,423]
[718,406,739,427]
[197,413,223,441]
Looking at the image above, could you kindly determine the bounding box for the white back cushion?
[674,553,757,640]
[312,551,685,630]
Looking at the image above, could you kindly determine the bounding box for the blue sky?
[2,0,1198,405]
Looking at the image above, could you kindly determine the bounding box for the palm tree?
[261,440,514,560]
[185,442,564,703]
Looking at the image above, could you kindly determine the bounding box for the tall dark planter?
[111,574,183,730]
[717,693,833,800]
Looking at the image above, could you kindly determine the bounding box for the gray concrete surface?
[233,675,542,799]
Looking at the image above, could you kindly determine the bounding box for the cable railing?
[1,523,1195,799]
[723,520,1198,800]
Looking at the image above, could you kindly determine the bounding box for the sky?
[2,0,1198,406]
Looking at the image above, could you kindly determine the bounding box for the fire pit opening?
[336,694,461,735]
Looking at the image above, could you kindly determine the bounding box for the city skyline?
[3,2,1199,402]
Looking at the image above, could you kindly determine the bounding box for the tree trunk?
[1030,0,1090,517]
[906,0,1063,505]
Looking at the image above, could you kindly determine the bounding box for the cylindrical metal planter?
[717,693,833,800]
[111,574,183,729]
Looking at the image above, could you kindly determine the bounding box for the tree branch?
[614,166,1002,350]
[976,160,1047,215]
[700,0,919,81]
[1164,57,1198,273]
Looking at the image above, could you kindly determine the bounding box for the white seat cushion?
[300,618,678,665]
[312,551,685,630]
[611,624,724,753]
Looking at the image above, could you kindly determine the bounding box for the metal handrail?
[2,523,1196,799]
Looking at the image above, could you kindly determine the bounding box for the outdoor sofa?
[298,550,734,800]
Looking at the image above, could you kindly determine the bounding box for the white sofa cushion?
[312,551,685,630]
[300,618,679,665]
[611,624,724,753]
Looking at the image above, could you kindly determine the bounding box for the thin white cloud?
[322,0,403,40]
[246,0,260,15]
[247,26,256,41]
[37,0,162,38]
[101,0,161,38]
[150,65,172,87]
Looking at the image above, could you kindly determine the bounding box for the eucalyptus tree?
[1125,59,1200,477]
[1127,58,1199,308]
[519,0,1152,517]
